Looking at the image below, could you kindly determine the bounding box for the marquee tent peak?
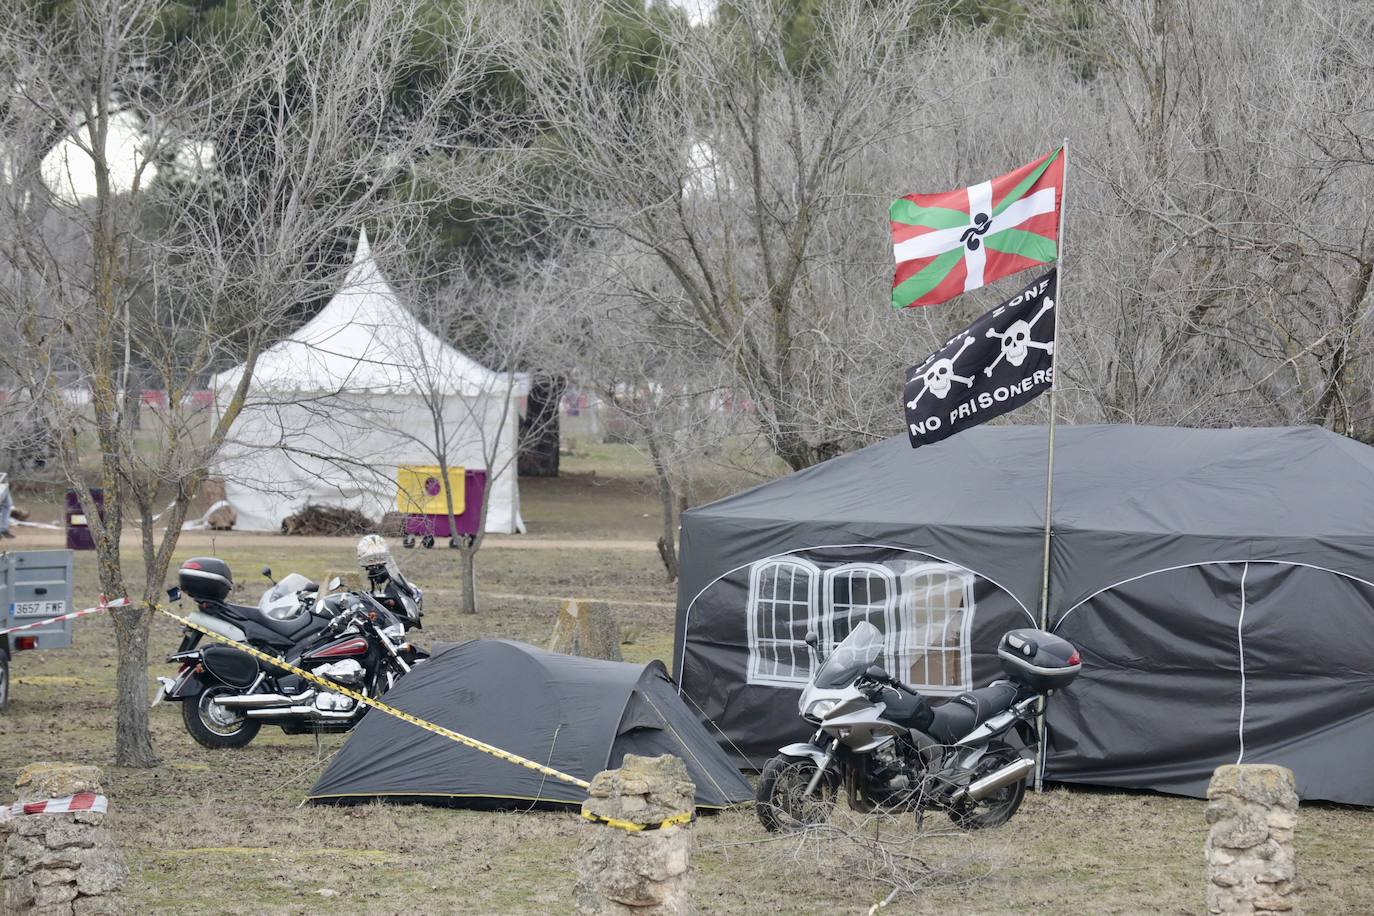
[216,227,515,399]
[353,223,372,265]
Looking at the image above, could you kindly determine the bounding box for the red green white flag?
[890,148,1064,310]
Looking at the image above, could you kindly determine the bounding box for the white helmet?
[356,534,391,569]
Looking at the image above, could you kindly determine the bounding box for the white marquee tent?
[212,228,525,534]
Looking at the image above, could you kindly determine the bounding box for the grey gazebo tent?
[673,424,1374,805]
[310,640,752,809]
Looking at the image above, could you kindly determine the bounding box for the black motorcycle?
[155,557,427,749]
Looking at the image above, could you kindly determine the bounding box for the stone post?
[1205,764,1299,915]
[576,754,695,915]
[1,762,127,915]
[549,599,623,662]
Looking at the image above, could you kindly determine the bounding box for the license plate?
[12,600,67,618]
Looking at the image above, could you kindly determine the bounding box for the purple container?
[403,469,486,540]
[65,488,105,551]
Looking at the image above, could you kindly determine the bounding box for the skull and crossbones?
[984,296,1055,377]
[906,336,976,409]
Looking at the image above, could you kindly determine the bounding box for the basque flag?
[890,149,1063,309]
[903,270,1057,447]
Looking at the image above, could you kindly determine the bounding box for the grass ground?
[2,443,1372,913]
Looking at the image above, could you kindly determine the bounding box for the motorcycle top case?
[179,557,233,602]
[997,628,1081,691]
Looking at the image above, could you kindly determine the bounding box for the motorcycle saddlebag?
[180,557,233,602]
[997,628,1081,691]
[201,644,260,689]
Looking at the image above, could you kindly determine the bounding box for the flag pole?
[1038,139,1067,629]
[1035,138,1068,792]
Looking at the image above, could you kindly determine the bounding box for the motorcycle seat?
[924,681,1019,745]
[211,600,320,645]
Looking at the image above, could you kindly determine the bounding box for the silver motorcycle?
[756,620,1080,831]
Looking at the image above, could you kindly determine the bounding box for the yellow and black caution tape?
[159,606,591,791]
[580,810,695,832]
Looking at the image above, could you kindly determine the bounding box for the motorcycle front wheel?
[756,753,839,833]
[947,741,1027,830]
[182,685,262,749]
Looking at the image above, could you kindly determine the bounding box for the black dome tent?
[309,640,751,810]
[672,424,1374,805]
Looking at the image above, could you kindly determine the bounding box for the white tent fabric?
[212,228,525,534]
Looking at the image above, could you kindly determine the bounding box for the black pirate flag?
[903,270,1057,448]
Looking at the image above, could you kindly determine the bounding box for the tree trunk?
[111,603,157,767]
[460,545,478,614]
[772,426,817,472]
[647,433,679,582]
[439,458,461,549]
[519,374,565,478]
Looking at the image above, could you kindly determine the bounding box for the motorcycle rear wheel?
[947,741,1026,830]
[756,754,838,833]
[182,685,262,749]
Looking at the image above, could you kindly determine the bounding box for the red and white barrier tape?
[0,792,108,822]
[0,596,130,638]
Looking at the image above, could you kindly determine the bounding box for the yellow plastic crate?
[396,466,465,516]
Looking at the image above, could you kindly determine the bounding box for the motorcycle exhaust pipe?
[215,690,314,709]
[246,705,356,720]
[246,704,315,718]
[959,757,1035,802]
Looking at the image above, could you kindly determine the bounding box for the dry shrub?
[725,800,999,912]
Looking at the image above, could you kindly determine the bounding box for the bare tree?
[467,0,974,470]
[1017,0,1374,437]
[0,0,494,765]
[564,240,742,580]
[396,265,569,614]
[475,0,1374,460]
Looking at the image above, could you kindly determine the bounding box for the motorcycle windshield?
[260,573,314,620]
[812,620,884,689]
[360,593,403,631]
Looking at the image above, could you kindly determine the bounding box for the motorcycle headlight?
[805,698,840,720]
[382,622,404,643]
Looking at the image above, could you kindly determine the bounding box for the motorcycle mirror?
[261,565,275,583]
[803,630,823,669]
[328,576,343,591]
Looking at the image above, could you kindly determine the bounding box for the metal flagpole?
[1038,138,1068,629]
[1034,138,1069,792]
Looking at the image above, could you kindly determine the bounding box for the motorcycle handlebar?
[861,673,922,699]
